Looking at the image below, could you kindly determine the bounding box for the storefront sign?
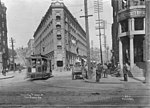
[118,9,145,21]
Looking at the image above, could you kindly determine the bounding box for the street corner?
[82,75,125,85]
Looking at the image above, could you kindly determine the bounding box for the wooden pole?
[11,37,15,72]
[84,0,91,78]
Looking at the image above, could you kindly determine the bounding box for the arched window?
[56,24,61,29]
[57,35,61,40]
[56,16,61,21]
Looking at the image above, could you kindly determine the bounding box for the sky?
[1,0,113,50]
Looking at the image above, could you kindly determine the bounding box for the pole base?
[145,60,150,84]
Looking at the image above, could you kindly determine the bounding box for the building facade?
[0,1,8,71]
[33,2,87,71]
[112,0,146,77]
[26,39,34,57]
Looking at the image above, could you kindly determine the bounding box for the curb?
[0,75,14,80]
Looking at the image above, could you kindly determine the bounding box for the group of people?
[95,62,130,82]
[96,63,109,82]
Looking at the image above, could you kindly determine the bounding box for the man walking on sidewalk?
[96,63,103,82]
[123,63,129,81]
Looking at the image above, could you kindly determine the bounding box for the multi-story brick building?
[33,2,87,71]
[112,0,146,77]
[0,1,8,72]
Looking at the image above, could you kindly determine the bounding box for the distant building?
[0,1,8,71]
[26,39,34,57]
[112,0,145,77]
[33,2,87,71]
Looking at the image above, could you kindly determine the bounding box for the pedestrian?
[18,63,22,73]
[116,62,121,77]
[103,63,108,78]
[123,63,129,81]
[96,63,103,82]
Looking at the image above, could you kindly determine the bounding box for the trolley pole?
[145,0,150,84]
[80,0,93,79]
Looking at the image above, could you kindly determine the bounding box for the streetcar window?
[32,60,36,68]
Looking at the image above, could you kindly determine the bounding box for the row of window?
[0,40,6,45]
[55,17,62,50]
[65,22,76,35]
[1,14,4,18]
[120,17,144,33]
[55,13,86,52]
[121,0,145,10]
[35,17,53,38]
[35,34,53,53]
[1,22,5,28]
[35,27,53,48]
[64,13,86,38]
[37,10,52,33]
[64,23,86,48]
[0,31,5,37]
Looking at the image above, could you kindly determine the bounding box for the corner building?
[33,2,87,71]
[112,0,146,77]
[0,1,8,71]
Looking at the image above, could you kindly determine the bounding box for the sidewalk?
[0,71,15,80]
[84,74,145,84]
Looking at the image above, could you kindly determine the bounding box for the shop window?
[134,18,144,30]
[120,19,128,33]
[57,61,63,67]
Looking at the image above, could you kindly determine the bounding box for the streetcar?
[26,55,52,80]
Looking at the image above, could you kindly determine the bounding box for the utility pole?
[94,0,103,64]
[145,0,150,84]
[10,37,15,72]
[91,40,93,62]
[80,0,93,78]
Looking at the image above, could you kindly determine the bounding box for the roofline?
[33,2,86,38]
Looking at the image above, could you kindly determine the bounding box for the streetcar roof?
[26,54,48,60]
